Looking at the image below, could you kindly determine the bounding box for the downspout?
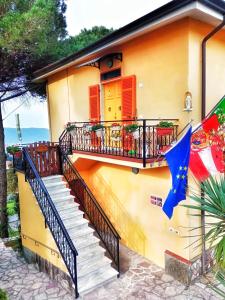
[201,15,225,274]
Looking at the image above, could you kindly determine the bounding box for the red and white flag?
[189,97,225,181]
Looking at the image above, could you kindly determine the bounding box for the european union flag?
[163,126,192,219]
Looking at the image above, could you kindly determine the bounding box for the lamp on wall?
[184,92,193,111]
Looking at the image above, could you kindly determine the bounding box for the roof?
[33,0,225,81]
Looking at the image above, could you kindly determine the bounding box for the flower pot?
[156,127,173,136]
[95,129,104,138]
[111,137,121,142]
[14,151,22,158]
[110,126,121,131]
[132,130,139,139]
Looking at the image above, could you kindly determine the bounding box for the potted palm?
[182,176,225,297]
[124,123,139,139]
[91,124,104,138]
[156,121,174,136]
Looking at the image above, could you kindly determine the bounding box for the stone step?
[52,195,76,203]
[78,267,118,295]
[48,188,71,198]
[78,256,112,281]
[68,226,94,241]
[45,181,66,192]
[42,175,64,184]
[57,203,79,212]
[75,236,100,251]
[77,245,106,264]
[61,210,84,221]
[65,218,89,231]
[54,198,78,209]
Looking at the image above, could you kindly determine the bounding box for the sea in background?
[4,128,49,146]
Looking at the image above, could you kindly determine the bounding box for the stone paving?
[0,239,74,300]
[0,238,223,300]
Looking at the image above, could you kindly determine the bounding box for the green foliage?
[7,169,18,194]
[157,121,174,128]
[6,145,20,154]
[54,26,114,59]
[128,149,136,155]
[66,124,76,132]
[0,289,8,300]
[91,124,104,131]
[210,269,225,297]
[8,226,19,238]
[7,200,18,216]
[0,0,67,97]
[124,124,138,133]
[182,176,225,268]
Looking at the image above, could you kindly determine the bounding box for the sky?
[3,0,171,128]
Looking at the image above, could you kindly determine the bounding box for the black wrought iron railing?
[23,147,79,298]
[59,119,178,167]
[59,147,121,274]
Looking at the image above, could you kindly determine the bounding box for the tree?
[54,26,114,59]
[0,0,67,238]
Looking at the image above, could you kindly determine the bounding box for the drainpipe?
[201,15,225,274]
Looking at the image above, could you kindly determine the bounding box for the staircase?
[20,144,120,298]
[42,175,118,295]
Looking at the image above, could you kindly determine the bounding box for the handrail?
[62,150,120,239]
[59,145,121,274]
[23,147,79,298]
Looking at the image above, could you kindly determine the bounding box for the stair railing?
[23,147,79,298]
[58,145,121,274]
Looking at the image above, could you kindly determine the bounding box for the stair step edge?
[78,268,118,295]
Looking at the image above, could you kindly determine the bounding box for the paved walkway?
[0,239,222,300]
[0,239,73,300]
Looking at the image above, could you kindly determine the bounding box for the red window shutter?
[121,75,136,121]
[89,84,100,122]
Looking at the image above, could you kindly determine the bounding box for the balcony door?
[104,80,122,122]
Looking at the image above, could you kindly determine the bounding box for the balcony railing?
[59,119,179,167]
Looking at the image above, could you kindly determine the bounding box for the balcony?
[60,119,179,169]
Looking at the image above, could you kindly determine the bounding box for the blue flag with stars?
[163,126,192,219]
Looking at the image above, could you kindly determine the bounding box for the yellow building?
[17,0,225,296]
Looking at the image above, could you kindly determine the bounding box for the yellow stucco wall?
[78,161,193,268]
[47,18,191,141]
[17,172,67,273]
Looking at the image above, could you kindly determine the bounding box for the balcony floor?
[71,150,168,169]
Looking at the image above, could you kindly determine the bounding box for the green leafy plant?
[128,150,136,156]
[7,200,18,216]
[66,124,76,132]
[6,145,20,155]
[210,269,225,298]
[0,289,8,300]
[182,176,225,268]
[157,121,174,128]
[124,124,138,133]
[91,124,104,131]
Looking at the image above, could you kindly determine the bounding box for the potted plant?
[6,145,21,158]
[124,123,139,139]
[128,149,136,156]
[156,121,174,136]
[66,123,76,134]
[110,123,121,142]
[91,124,104,138]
